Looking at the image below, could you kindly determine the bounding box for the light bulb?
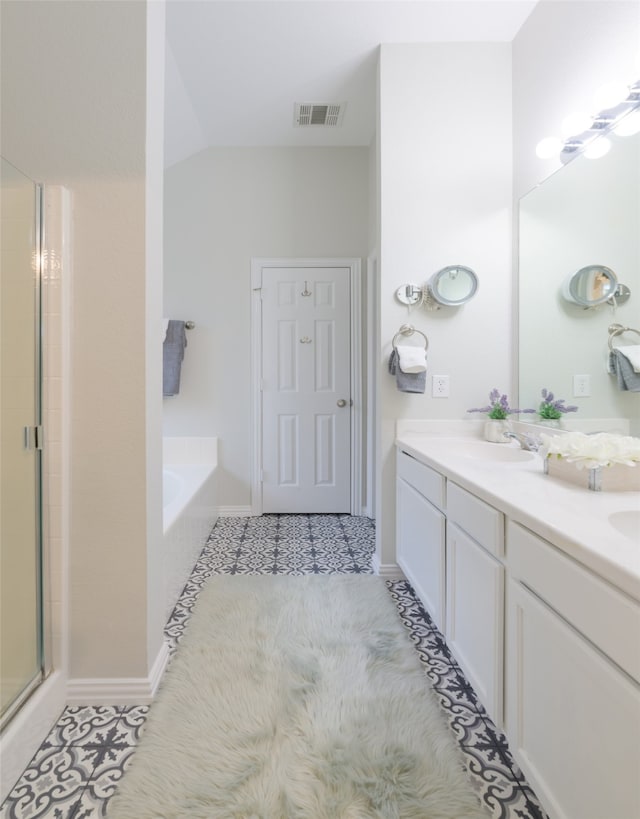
[613,110,640,136]
[561,112,592,136]
[535,136,563,159]
[583,136,612,159]
[593,82,628,110]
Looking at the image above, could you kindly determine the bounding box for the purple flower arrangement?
[468,389,535,421]
[537,388,578,420]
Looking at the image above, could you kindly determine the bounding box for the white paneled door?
[261,266,351,513]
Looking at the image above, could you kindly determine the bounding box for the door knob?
[337,399,347,407]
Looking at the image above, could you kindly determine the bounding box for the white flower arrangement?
[540,431,640,470]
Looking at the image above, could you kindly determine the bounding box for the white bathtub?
[163,437,218,620]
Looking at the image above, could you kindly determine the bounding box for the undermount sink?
[608,510,640,542]
[456,441,537,463]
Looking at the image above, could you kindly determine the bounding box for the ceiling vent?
[294,103,346,127]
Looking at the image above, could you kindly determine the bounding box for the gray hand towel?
[389,349,426,394]
[163,320,188,396]
[608,350,640,392]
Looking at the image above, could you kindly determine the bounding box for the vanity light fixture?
[535,78,640,163]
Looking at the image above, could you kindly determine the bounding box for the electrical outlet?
[573,374,591,397]
[432,375,449,398]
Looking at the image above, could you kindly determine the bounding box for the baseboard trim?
[372,555,405,579]
[217,505,253,517]
[66,640,171,706]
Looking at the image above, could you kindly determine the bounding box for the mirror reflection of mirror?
[562,265,618,307]
[425,265,478,308]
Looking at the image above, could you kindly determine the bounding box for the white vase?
[484,419,511,443]
[537,418,562,428]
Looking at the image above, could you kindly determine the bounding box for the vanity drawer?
[507,520,640,683]
[447,482,504,558]
[397,449,445,511]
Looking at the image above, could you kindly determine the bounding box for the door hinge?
[24,425,44,451]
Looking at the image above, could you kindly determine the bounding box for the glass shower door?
[0,157,44,728]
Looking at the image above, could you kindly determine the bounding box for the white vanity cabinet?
[395,434,640,819]
[446,483,504,727]
[505,520,640,819]
[396,449,446,631]
[395,450,504,724]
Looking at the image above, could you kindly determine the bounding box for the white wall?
[377,43,513,569]
[163,147,370,511]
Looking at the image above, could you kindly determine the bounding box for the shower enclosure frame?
[0,162,46,732]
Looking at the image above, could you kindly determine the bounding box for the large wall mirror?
[518,131,640,436]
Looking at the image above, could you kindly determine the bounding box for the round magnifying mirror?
[562,265,618,307]
[427,265,478,306]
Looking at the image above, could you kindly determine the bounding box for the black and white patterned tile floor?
[1,514,547,819]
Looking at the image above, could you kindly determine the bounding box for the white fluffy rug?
[107,576,487,818]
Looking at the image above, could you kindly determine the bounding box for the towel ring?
[608,323,640,350]
[392,323,429,351]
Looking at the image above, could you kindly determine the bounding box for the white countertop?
[395,422,640,601]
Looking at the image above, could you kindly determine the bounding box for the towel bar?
[185,321,195,330]
[608,323,640,350]
[392,324,429,351]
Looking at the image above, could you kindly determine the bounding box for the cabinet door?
[396,477,446,631]
[506,579,640,819]
[446,522,504,726]
[447,482,504,557]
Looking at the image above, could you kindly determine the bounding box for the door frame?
[365,250,378,520]
[250,257,362,517]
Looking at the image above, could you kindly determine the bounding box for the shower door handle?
[24,425,44,450]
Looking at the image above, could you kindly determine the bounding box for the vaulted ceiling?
[164,0,537,166]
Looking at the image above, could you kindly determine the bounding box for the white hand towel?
[616,345,640,373]
[396,344,427,373]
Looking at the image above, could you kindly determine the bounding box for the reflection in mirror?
[426,265,478,307]
[562,265,618,307]
[519,132,640,435]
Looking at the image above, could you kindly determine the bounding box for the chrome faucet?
[503,431,541,451]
